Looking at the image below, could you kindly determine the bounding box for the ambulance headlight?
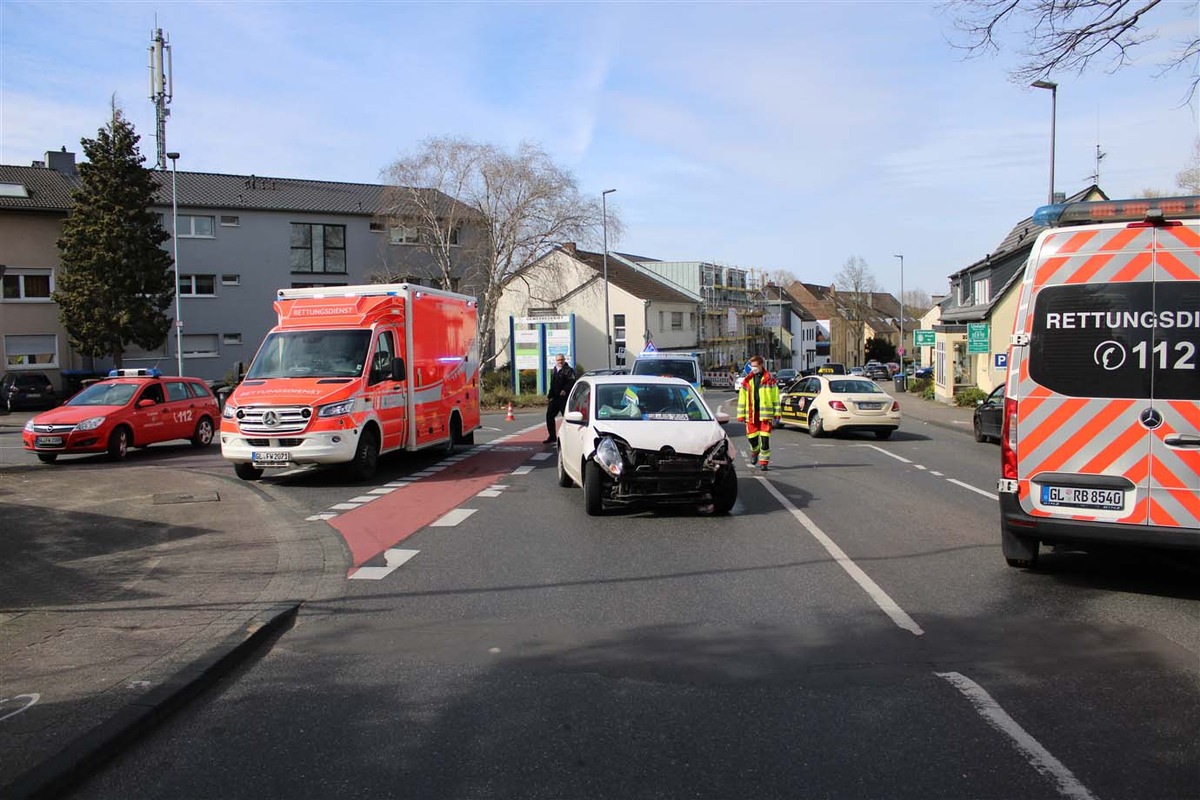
[318,400,355,418]
[76,416,106,431]
[221,403,236,419]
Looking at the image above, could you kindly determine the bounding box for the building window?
[688,312,696,330]
[291,282,348,289]
[219,215,240,227]
[4,334,57,367]
[223,333,242,345]
[671,311,683,331]
[958,282,970,305]
[2,270,52,300]
[221,274,240,285]
[176,215,215,238]
[613,314,627,366]
[181,334,219,357]
[973,277,990,305]
[179,275,217,296]
[389,225,419,244]
[369,221,386,233]
[291,223,347,273]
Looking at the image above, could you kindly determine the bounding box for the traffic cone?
[505,402,515,422]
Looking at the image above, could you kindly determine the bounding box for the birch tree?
[380,137,621,363]
[833,256,877,364]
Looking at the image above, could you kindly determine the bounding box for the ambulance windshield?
[246,330,372,379]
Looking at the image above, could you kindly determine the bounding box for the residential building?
[0,149,484,389]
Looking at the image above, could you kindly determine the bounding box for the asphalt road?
[20,395,1200,799]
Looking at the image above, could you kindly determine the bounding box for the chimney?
[561,242,576,255]
[44,148,77,177]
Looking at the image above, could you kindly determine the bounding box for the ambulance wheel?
[1002,524,1040,569]
[444,414,463,454]
[37,453,58,464]
[557,448,574,487]
[191,417,215,448]
[808,411,825,438]
[710,466,738,515]
[348,428,380,481]
[235,462,263,481]
[584,460,605,516]
[107,426,130,461]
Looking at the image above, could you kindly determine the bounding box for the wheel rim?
[116,430,128,457]
[198,420,214,444]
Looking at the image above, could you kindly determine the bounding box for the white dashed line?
[331,503,361,510]
[757,477,924,636]
[864,444,912,464]
[348,548,420,580]
[936,672,1097,800]
[348,495,379,503]
[369,487,396,495]
[430,508,477,527]
[477,490,504,497]
[947,478,999,500]
[511,466,535,475]
[530,452,553,461]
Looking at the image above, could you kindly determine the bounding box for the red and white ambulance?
[220,284,481,481]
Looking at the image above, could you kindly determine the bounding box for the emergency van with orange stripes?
[999,196,1200,568]
[220,284,480,482]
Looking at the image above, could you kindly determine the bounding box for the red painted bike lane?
[330,427,547,570]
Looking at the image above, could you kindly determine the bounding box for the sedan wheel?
[557,448,574,487]
[584,460,605,516]
[973,418,987,443]
[36,453,57,464]
[710,466,738,515]
[192,417,215,447]
[107,427,130,461]
[809,411,825,438]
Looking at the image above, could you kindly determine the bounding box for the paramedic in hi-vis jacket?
[736,355,781,471]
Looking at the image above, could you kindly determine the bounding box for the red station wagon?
[22,368,219,463]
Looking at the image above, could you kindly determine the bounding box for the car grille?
[233,406,312,435]
[28,422,75,434]
[245,438,305,447]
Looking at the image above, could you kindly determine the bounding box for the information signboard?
[914,329,936,347]
[968,323,990,354]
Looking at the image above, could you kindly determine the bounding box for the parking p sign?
[995,352,1008,370]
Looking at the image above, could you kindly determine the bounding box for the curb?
[2,602,301,800]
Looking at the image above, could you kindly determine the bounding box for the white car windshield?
[596,382,711,421]
[828,379,884,394]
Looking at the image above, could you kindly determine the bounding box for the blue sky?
[2,1,1197,299]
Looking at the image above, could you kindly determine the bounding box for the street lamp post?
[1031,80,1057,205]
[167,152,183,376]
[602,188,616,369]
[893,254,904,373]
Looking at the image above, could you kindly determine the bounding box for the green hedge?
[954,387,988,407]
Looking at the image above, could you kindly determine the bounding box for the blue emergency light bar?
[1034,195,1200,228]
[108,368,162,378]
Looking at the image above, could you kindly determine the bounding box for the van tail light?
[829,400,847,411]
[1000,397,1018,479]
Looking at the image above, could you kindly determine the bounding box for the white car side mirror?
[564,410,585,425]
[716,410,730,425]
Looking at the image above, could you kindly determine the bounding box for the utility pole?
[148,28,173,171]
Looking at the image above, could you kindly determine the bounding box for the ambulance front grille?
[234,406,312,435]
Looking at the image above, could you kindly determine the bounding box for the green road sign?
[967,323,990,354]
[914,329,936,347]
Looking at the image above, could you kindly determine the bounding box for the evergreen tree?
[54,105,174,369]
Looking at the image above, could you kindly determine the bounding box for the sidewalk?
[889,386,977,437]
[0,446,345,798]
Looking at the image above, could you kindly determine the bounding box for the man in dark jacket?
[544,354,577,443]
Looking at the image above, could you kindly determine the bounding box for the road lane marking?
[947,478,998,500]
[864,444,912,464]
[936,672,1098,800]
[511,465,535,475]
[348,548,420,580]
[530,452,553,461]
[757,477,924,636]
[430,508,477,527]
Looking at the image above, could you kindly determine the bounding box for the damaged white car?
[556,375,737,516]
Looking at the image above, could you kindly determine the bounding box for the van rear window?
[1030,281,1199,400]
[630,359,699,384]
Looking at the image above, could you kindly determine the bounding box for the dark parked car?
[1,372,57,411]
[775,368,798,385]
[973,384,1005,443]
[863,364,890,380]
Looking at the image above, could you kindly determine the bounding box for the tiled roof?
[0,162,470,218]
[563,246,699,304]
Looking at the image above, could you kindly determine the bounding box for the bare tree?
[945,0,1200,101]
[381,137,621,364]
[1177,138,1200,193]
[902,288,934,315]
[834,256,876,363]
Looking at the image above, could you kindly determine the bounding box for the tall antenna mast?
[148,27,173,171]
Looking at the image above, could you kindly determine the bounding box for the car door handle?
[1163,434,1200,448]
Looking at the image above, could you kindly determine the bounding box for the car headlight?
[24,420,35,433]
[594,436,625,477]
[76,416,106,431]
[703,437,731,470]
[318,400,355,418]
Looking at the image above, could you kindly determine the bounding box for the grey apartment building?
[0,149,482,389]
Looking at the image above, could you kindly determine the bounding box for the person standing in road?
[736,355,781,470]
[544,354,577,444]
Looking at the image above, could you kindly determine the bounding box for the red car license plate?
[36,436,64,446]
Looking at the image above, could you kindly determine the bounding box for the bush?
[481,366,547,410]
[954,387,988,407]
[921,382,935,401]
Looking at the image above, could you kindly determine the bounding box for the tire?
[875,429,893,440]
[808,411,825,438]
[584,460,605,516]
[1002,524,1040,569]
[973,418,987,443]
[234,462,263,481]
[36,453,57,464]
[107,427,130,461]
[191,417,215,448]
[347,427,380,482]
[710,466,738,515]
[557,448,574,487]
[444,414,462,455]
